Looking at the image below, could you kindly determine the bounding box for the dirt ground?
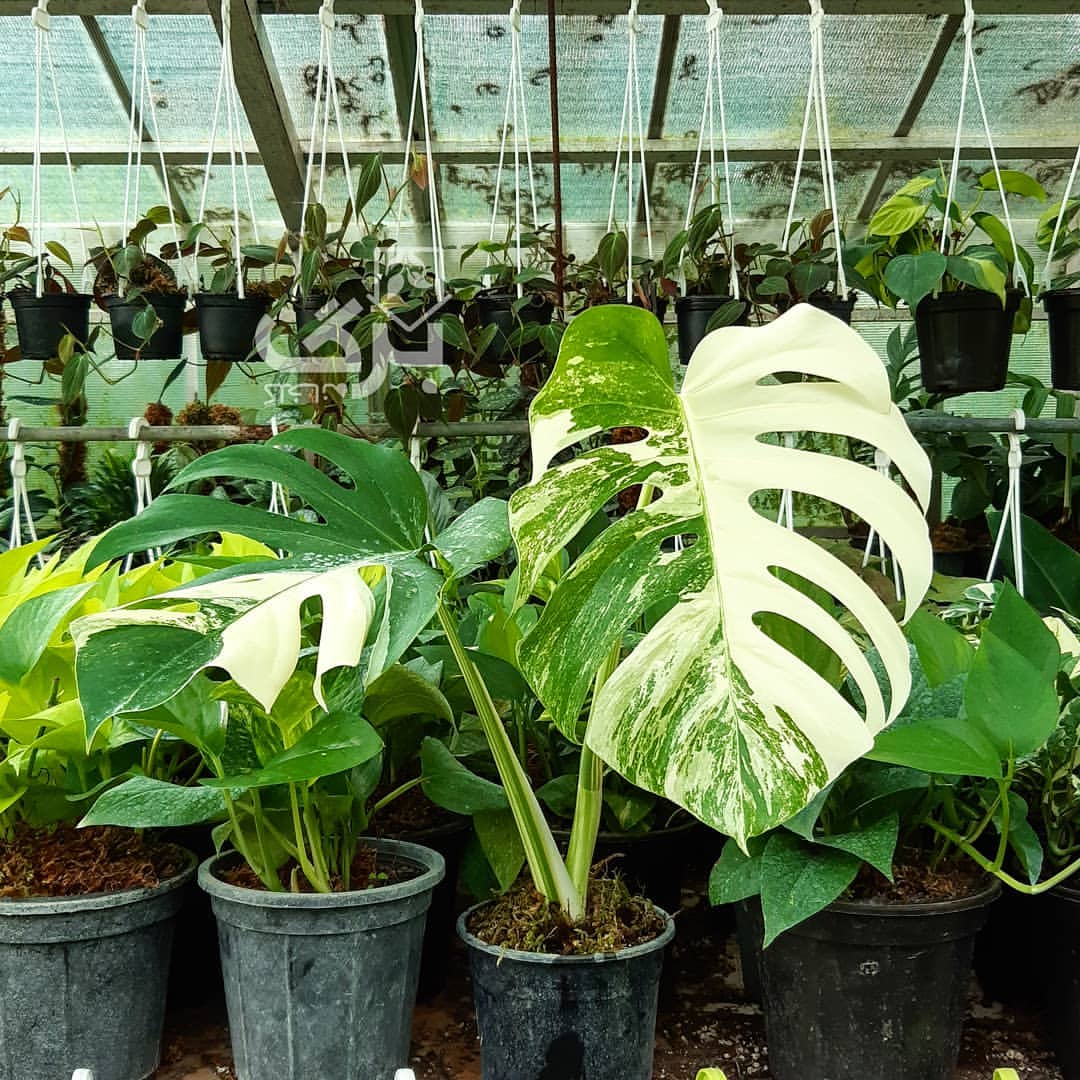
[153,886,1063,1080]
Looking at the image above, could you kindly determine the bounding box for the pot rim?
[457,900,675,965]
[916,289,1022,314]
[8,289,93,306]
[195,291,272,309]
[1042,286,1080,303]
[198,837,445,909]
[105,291,189,312]
[0,845,196,916]
[824,878,1001,918]
[675,293,737,309]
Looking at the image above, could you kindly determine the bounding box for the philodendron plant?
[71,303,932,919]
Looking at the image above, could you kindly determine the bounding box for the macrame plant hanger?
[194,0,262,321]
[486,0,541,299]
[7,420,44,568]
[121,417,162,573]
[781,0,847,299]
[395,0,448,302]
[607,0,654,303]
[861,450,904,602]
[680,0,738,302]
[29,0,84,298]
[937,0,1031,301]
[985,410,1027,598]
[1042,139,1080,293]
[295,0,366,295]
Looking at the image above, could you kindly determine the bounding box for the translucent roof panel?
[663,14,932,142]
[0,16,128,149]
[169,163,281,233]
[93,14,248,145]
[911,16,1080,140]
[262,14,399,145]
[426,14,664,143]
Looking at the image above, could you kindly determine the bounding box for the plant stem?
[222,789,280,892]
[437,599,581,919]
[289,783,327,893]
[370,775,424,818]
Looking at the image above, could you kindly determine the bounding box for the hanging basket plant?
[853,168,1044,396]
[89,207,192,362]
[1037,191,1080,391]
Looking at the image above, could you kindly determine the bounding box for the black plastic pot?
[393,816,470,1001]
[675,294,749,365]
[915,291,1020,395]
[388,297,463,365]
[0,850,195,1080]
[459,902,675,1080]
[808,292,857,325]
[740,883,999,1080]
[1045,884,1080,1078]
[933,549,970,577]
[9,289,92,360]
[473,291,553,370]
[972,886,1048,1009]
[107,293,187,360]
[196,292,271,362]
[294,294,375,377]
[1044,288,1080,392]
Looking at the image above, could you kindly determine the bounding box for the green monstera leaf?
[510,304,933,848]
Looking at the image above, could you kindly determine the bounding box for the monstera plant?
[71,304,932,921]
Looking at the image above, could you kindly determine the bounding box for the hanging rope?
[781,0,847,299]
[938,0,1030,299]
[606,0,654,302]
[776,433,797,531]
[486,0,541,298]
[396,0,447,299]
[986,409,1026,597]
[29,0,83,298]
[197,0,263,298]
[861,450,903,602]
[1043,140,1080,289]
[681,1,738,299]
[121,417,161,573]
[7,420,44,568]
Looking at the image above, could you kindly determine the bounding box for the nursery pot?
[458,902,675,1080]
[915,291,1020,395]
[472,291,553,369]
[675,294,748,365]
[0,849,195,1080]
[388,298,463,363]
[9,289,92,360]
[808,292,857,324]
[295,295,375,377]
[196,292,271,362]
[107,293,187,360]
[741,883,999,1080]
[200,839,444,1080]
[1044,884,1080,1078]
[1044,288,1080,392]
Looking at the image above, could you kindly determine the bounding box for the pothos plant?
[71,303,932,920]
[850,166,1045,331]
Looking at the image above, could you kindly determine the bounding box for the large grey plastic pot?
[458,902,675,1080]
[199,838,444,1080]
[0,849,195,1080]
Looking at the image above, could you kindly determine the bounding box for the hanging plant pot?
[1044,884,1080,1077]
[9,289,92,360]
[1043,288,1080,392]
[739,883,998,1080]
[294,294,377,380]
[472,290,553,372]
[0,851,195,1080]
[387,298,464,366]
[808,291,857,325]
[458,902,675,1080]
[675,294,750,365]
[196,292,271,363]
[915,290,1021,395]
[199,839,444,1080]
[107,293,187,361]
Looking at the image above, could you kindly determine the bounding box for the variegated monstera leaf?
[510,304,933,848]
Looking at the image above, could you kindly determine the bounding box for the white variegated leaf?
[510,304,933,848]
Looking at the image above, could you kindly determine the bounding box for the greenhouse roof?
[0,0,1076,247]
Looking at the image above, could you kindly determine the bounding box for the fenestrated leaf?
[201,712,382,790]
[510,305,933,848]
[81,774,227,828]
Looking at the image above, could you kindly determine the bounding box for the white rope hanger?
[781,0,847,299]
[122,417,162,573]
[681,0,738,300]
[29,0,83,298]
[486,0,542,298]
[197,0,263,299]
[1043,140,1080,288]
[7,420,44,568]
[606,0,654,303]
[861,450,903,603]
[938,0,1030,300]
[396,0,448,300]
[986,408,1026,597]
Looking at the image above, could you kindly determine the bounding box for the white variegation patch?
[511,304,933,848]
